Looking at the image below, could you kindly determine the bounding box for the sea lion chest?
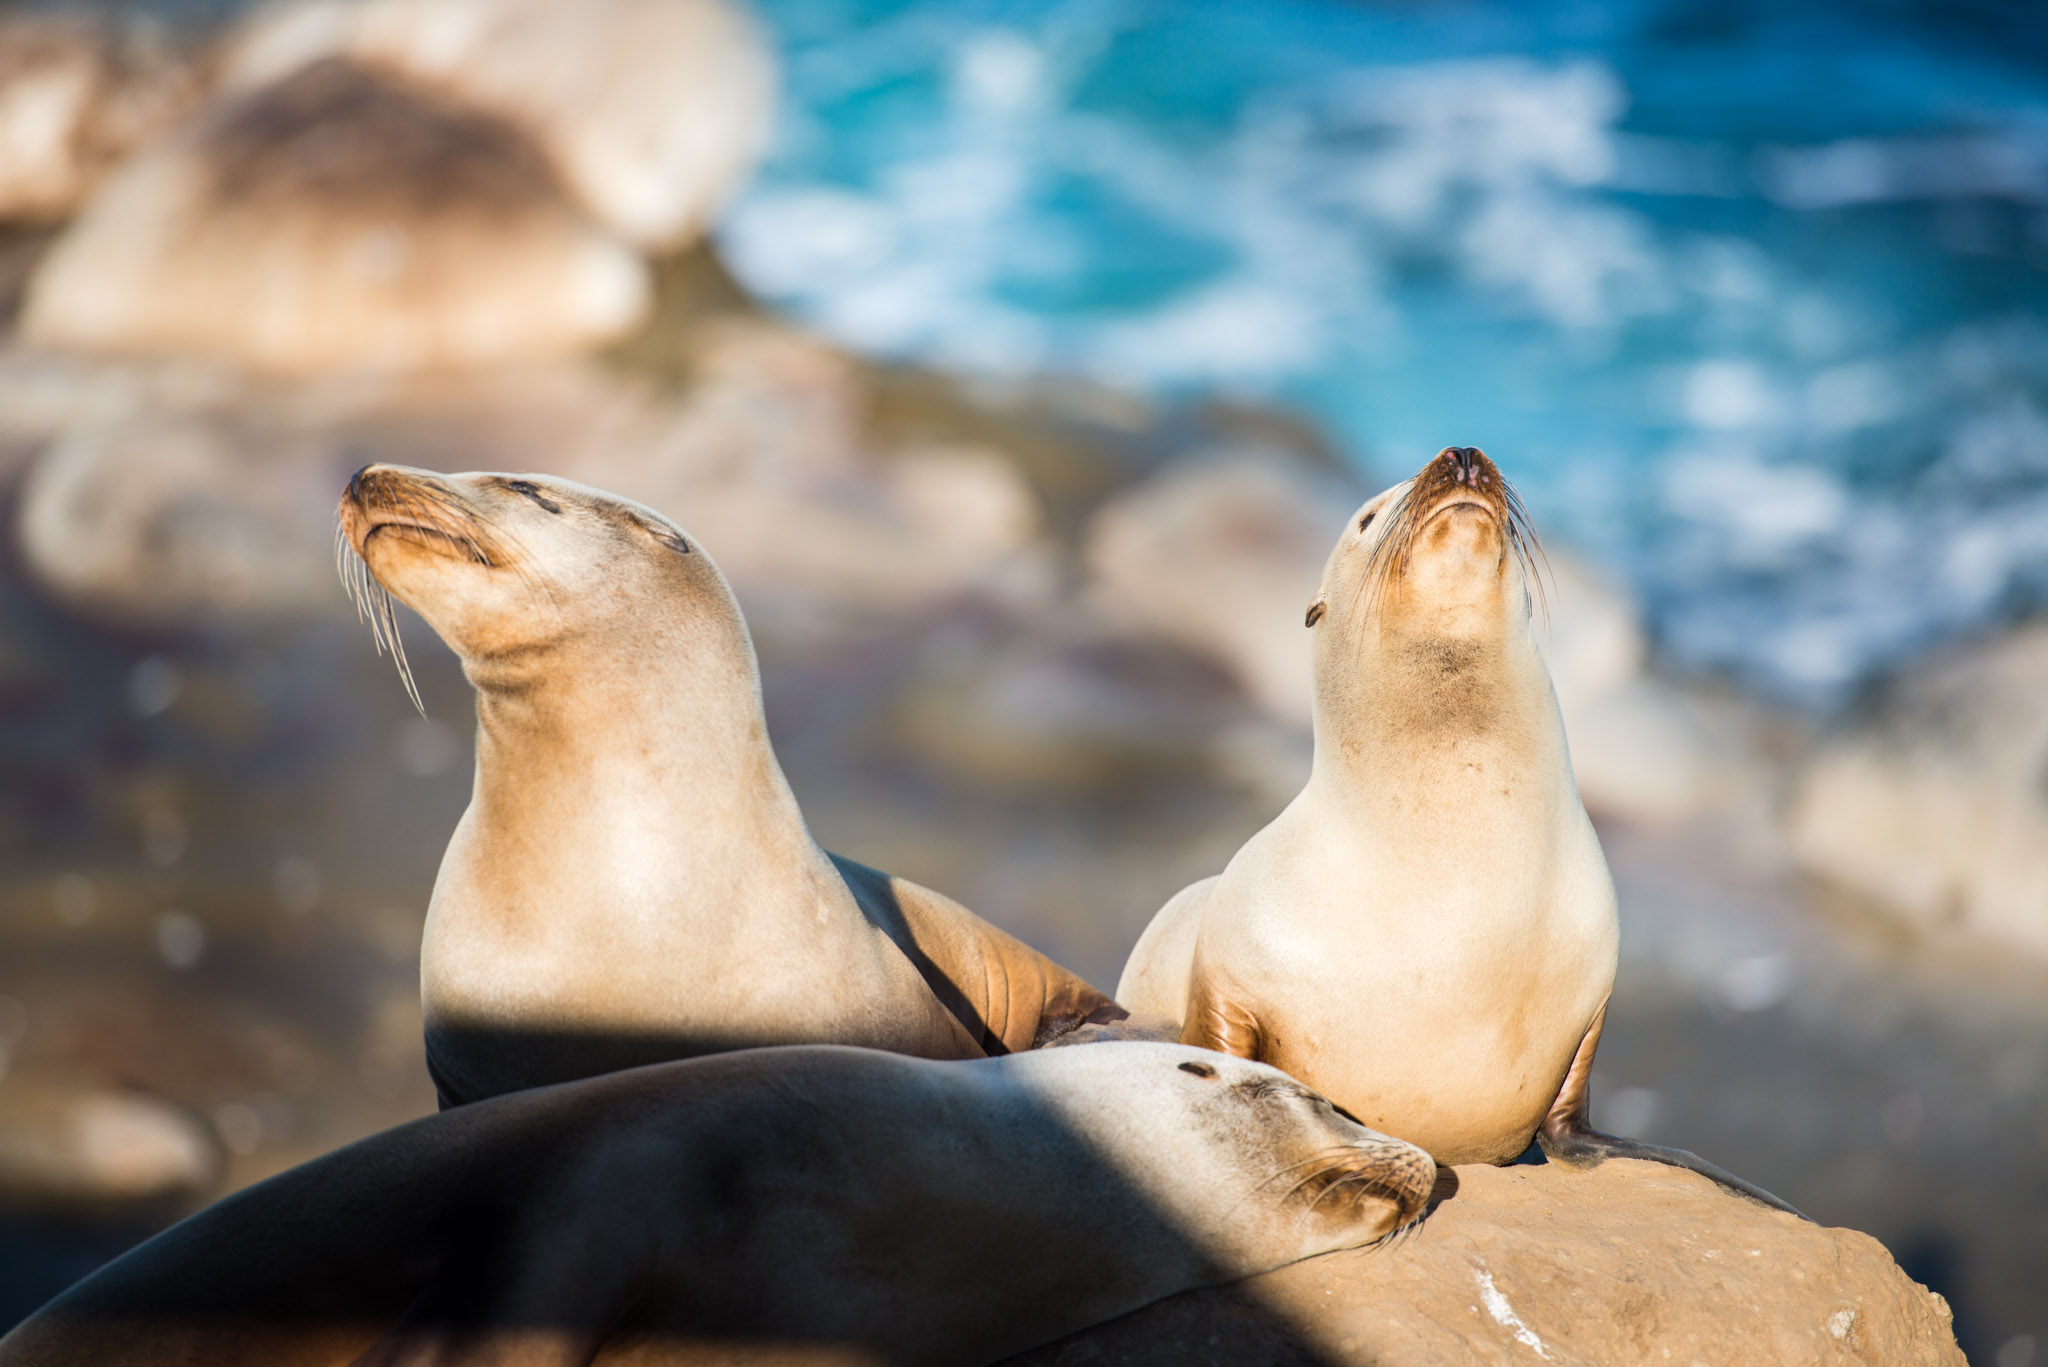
[417,799,977,1101]
[1191,788,1618,1165]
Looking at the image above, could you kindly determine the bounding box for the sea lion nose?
[348,463,404,503]
[1440,446,1489,488]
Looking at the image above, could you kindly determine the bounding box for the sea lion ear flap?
[1304,599,1326,629]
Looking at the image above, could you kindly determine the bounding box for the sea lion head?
[336,463,733,706]
[1010,1043,1437,1274]
[1302,446,1549,737]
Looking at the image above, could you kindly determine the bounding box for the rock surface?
[1009,1158,1962,1367]
[1789,622,2048,960]
[15,405,357,622]
[1085,453,1356,725]
[1539,552,1795,831]
[23,58,646,374]
[580,323,1050,635]
[225,0,777,250]
[0,14,199,223]
[0,1084,219,1208]
[0,352,652,622]
[6,317,1053,628]
[887,614,1247,790]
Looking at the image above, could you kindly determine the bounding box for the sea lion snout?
[339,463,436,532]
[1393,444,1543,599]
[344,462,451,515]
[338,465,492,563]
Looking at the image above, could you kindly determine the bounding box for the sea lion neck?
[462,608,809,853]
[1306,605,1565,802]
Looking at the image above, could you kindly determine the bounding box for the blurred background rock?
[0,1,2041,1363]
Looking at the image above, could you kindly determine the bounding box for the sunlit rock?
[564,322,1049,629]
[0,14,198,223]
[16,406,359,622]
[0,1084,219,1208]
[888,615,1248,790]
[1789,623,2048,960]
[8,320,1046,626]
[1542,553,1788,829]
[1539,548,1644,709]
[1012,1158,1962,1366]
[1085,452,1358,725]
[4,350,663,622]
[22,58,647,374]
[225,0,778,250]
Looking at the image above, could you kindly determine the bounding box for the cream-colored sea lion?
[337,465,1121,1106]
[0,1043,1437,1367]
[1118,446,1799,1214]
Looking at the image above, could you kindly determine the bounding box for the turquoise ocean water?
[722,0,2048,706]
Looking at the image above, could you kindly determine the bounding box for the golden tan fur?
[337,465,1119,1104]
[1119,447,1618,1166]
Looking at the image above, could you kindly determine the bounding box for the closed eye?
[1358,511,1375,532]
[506,480,562,514]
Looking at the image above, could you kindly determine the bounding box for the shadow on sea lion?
[1118,445,1803,1217]
[336,465,1124,1107]
[0,1043,1436,1367]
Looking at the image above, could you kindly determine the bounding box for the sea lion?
[1118,445,1799,1214]
[0,1043,1438,1367]
[336,464,1121,1106]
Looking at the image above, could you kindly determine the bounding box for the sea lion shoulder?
[1114,874,1216,1025]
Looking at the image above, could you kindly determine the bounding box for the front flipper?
[1178,969,1266,1061]
[1539,999,1808,1220]
[830,853,1125,1054]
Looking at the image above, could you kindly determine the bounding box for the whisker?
[1251,1146,1377,1196]
[335,516,427,717]
[1353,484,1415,633]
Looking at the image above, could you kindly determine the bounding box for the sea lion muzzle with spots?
[1117,445,1800,1215]
[336,465,1121,1105]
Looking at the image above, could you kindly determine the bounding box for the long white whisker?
[336,516,427,716]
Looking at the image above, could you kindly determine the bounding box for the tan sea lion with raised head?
[1118,445,1799,1214]
[336,465,1121,1105]
[0,1043,1437,1367]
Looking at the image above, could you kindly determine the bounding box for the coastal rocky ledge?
[1789,623,2048,963]
[1010,1158,1961,1367]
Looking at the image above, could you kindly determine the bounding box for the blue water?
[720,0,2048,706]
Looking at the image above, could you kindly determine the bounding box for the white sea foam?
[1758,132,2048,209]
[723,0,2048,704]
[1682,361,1787,430]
